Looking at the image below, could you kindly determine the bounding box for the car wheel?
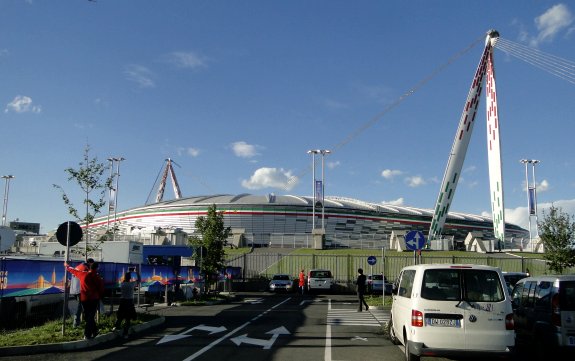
[387,316,399,345]
[404,337,420,361]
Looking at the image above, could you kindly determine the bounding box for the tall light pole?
[307,150,319,230]
[520,159,540,251]
[111,157,125,241]
[320,150,331,230]
[106,158,115,231]
[2,175,15,227]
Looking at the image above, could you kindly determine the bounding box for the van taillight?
[505,313,514,330]
[551,294,561,327]
[411,310,424,327]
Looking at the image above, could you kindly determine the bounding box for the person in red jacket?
[66,261,105,339]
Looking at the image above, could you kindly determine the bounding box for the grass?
[0,313,159,348]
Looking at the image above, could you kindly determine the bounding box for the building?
[84,194,528,249]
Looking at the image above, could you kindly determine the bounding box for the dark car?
[511,275,575,356]
[503,271,529,293]
[367,274,392,295]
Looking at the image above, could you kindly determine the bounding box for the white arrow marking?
[299,299,313,306]
[351,336,368,341]
[230,326,290,349]
[157,324,227,345]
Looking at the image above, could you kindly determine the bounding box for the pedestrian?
[65,261,105,339]
[298,269,305,295]
[69,258,94,327]
[356,268,369,312]
[114,269,140,338]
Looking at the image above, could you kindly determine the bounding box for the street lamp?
[307,150,319,230]
[519,159,540,251]
[2,175,14,227]
[319,150,331,230]
[109,157,125,241]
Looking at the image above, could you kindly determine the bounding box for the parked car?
[367,274,392,295]
[268,274,294,292]
[389,264,515,361]
[503,271,529,293]
[511,275,575,356]
[307,269,333,293]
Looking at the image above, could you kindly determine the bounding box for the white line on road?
[181,297,292,361]
[325,299,332,361]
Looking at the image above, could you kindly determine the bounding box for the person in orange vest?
[65,261,105,339]
[298,269,305,296]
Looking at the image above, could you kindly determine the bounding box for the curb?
[0,317,165,356]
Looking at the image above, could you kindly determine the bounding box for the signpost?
[405,230,426,265]
[56,221,83,335]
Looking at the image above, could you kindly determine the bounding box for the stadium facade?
[86,194,528,248]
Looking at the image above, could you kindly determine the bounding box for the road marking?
[351,336,368,341]
[181,297,292,361]
[230,326,290,349]
[325,299,332,361]
[157,324,227,345]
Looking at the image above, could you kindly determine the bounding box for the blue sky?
[1,0,574,234]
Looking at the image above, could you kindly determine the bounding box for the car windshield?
[272,275,290,281]
[421,268,505,302]
[310,271,331,278]
[370,275,383,281]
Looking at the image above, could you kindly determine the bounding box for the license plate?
[426,318,461,328]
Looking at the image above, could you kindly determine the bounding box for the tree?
[53,145,113,259]
[188,204,231,291]
[539,205,575,274]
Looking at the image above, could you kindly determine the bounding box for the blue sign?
[367,256,377,265]
[405,231,426,251]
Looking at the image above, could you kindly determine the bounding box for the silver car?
[269,274,294,292]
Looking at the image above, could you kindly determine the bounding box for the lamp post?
[519,159,540,251]
[2,175,14,227]
[307,150,319,230]
[106,158,115,231]
[110,157,125,241]
[319,150,331,230]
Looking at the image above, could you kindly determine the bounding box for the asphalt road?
[1,293,469,361]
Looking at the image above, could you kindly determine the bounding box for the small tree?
[188,204,231,291]
[53,145,112,259]
[539,205,575,274]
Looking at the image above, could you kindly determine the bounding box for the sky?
[1,0,574,235]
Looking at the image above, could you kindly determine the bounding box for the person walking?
[69,258,94,327]
[114,269,141,338]
[65,261,105,339]
[298,269,305,296]
[356,268,369,312]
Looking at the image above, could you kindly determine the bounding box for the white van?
[307,269,333,293]
[389,264,515,361]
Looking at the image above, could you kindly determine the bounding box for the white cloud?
[124,64,155,88]
[4,95,41,113]
[405,175,426,188]
[176,147,200,157]
[383,198,404,206]
[231,141,260,158]
[505,198,575,230]
[241,167,298,190]
[164,51,208,69]
[521,179,550,192]
[530,4,573,46]
[381,169,403,180]
[327,160,340,170]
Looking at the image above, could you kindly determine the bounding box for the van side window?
[559,281,575,311]
[534,281,552,309]
[421,269,460,300]
[521,281,535,307]
[512,283,524,307]
[398,270,416,298]
[464,270,504,302]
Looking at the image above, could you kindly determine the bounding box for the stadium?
[87,193,528,249]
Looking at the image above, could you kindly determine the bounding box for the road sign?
[367,256,377,265]
[405,230,426,251]
[56,221,83,247]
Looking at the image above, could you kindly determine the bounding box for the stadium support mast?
[155,158,183,203]
[429,29,505,242]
